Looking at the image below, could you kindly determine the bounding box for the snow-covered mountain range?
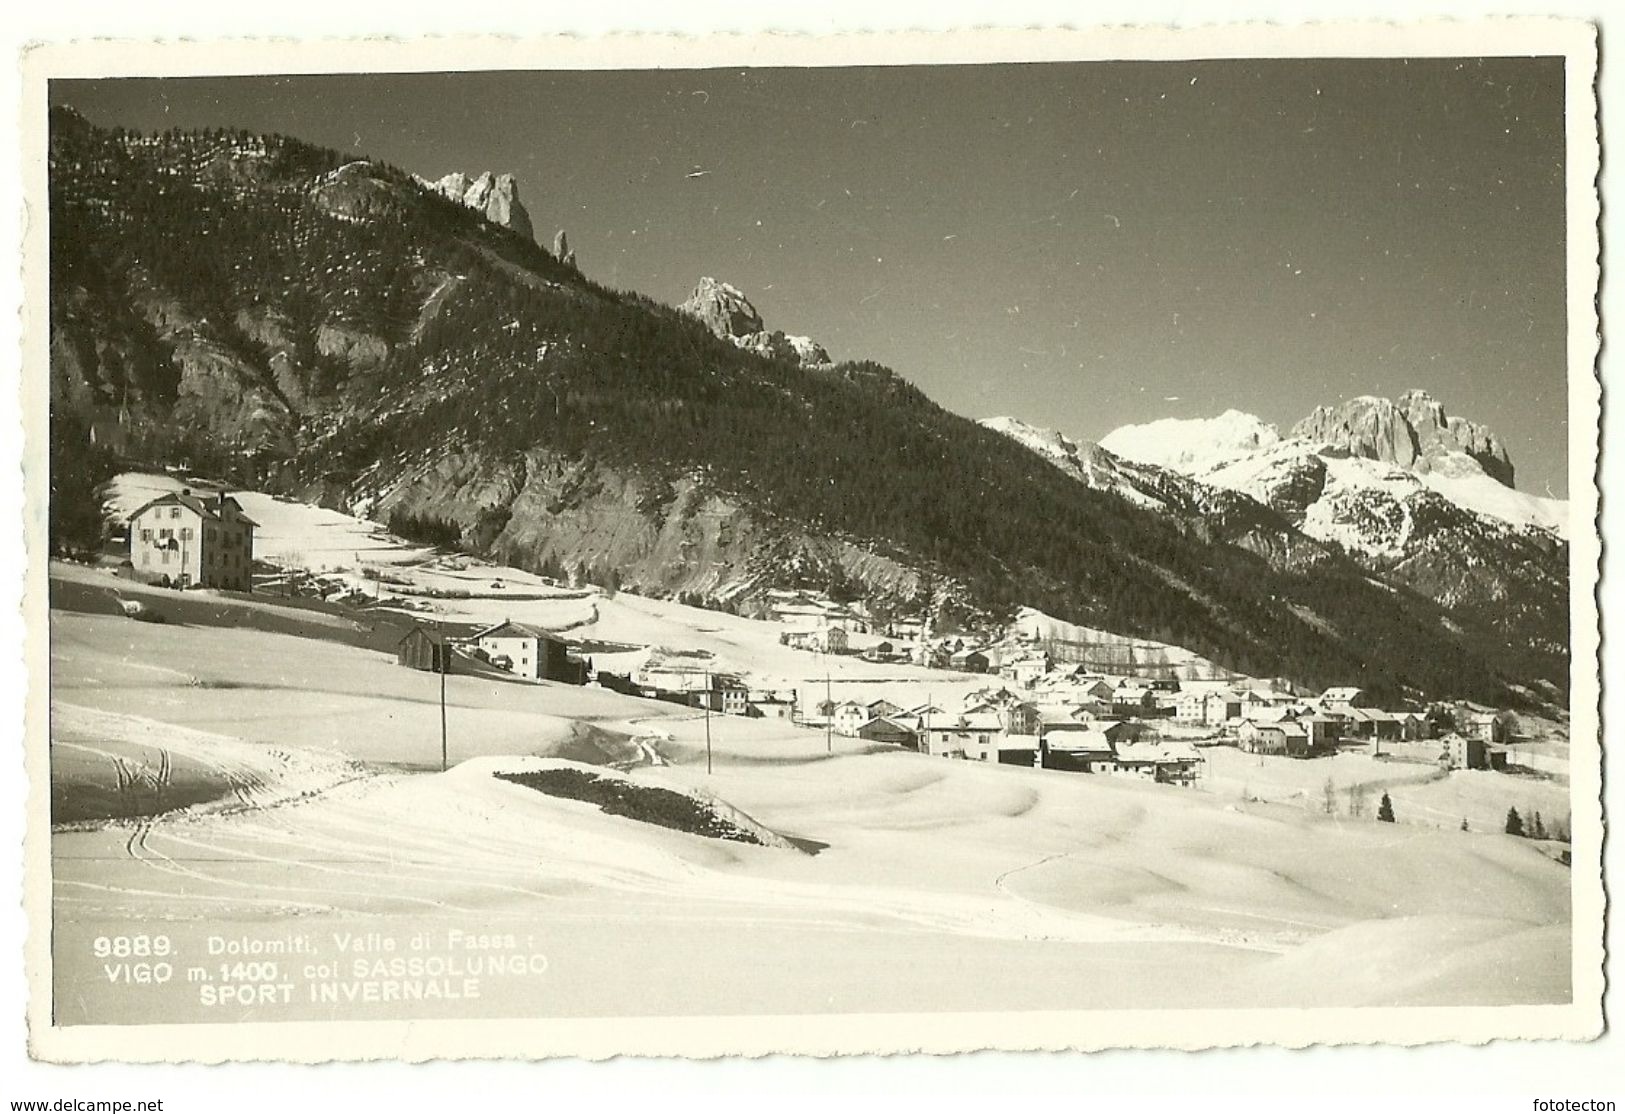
[1099,392,1566,545]
[987,392,1569,659]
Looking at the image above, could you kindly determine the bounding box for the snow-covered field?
[56,475,1575,1024]
[49,587,1572,1023]
[1196,745,1571,836]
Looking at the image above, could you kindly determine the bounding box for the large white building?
[128,489,256,591]
[473,620,588,684]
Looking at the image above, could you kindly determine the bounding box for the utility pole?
[825,655,833,755]
[705,671,713,776]
[439,625,449,773]
[924,689,932,755]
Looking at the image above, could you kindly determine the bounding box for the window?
[169,507,180,519]
[180,527,193,540]
[140,529,152,542]
[160,549,171,564]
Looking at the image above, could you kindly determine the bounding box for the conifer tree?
[1377,792,1396,823]
[1505,807,1525,837]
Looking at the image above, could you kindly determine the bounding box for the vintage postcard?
[20,20,1602,1062]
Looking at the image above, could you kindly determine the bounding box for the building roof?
[1114,741,1201,765]
[1040,719,1100,733]
[956,711,1004,732]
[856,715,916,734]
[1322,686,1365,702]
[930,711,1003,734]
[1048,729,1116,755]
[128,490,260,528]
[472,619,558,641]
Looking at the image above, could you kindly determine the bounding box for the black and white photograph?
[17,17,1604,1069]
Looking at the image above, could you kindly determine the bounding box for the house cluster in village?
[390,584,1525,785]
[792,670,1523,783]
[755,589,1527,780]
[121,506,1525,787]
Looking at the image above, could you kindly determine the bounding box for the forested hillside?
[46,106,1566,704]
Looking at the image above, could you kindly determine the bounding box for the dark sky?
[53,57,1571,496]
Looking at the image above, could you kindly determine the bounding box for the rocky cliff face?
[1291,390,1514,487]
[354,446,931,610]
[421,170,535,241]
[678,277,831,368]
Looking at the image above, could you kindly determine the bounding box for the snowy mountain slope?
[1093,396,1569,658]
[977,416,1327,572]
[1099,409,1282,475]
[980,417,1165,510]
[1413,455,1569,538]
[1104,396,1567,540]
[1204,444,1569,553]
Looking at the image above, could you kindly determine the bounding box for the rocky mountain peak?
[421,170,535,241]
[552,229,577,269]
[680,277,765,340]
[677,277,830,369]
[1291,390,1514,488]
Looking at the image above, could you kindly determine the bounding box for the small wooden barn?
[396,627,453,673]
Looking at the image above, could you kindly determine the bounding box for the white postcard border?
[18,17,1604,1062]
